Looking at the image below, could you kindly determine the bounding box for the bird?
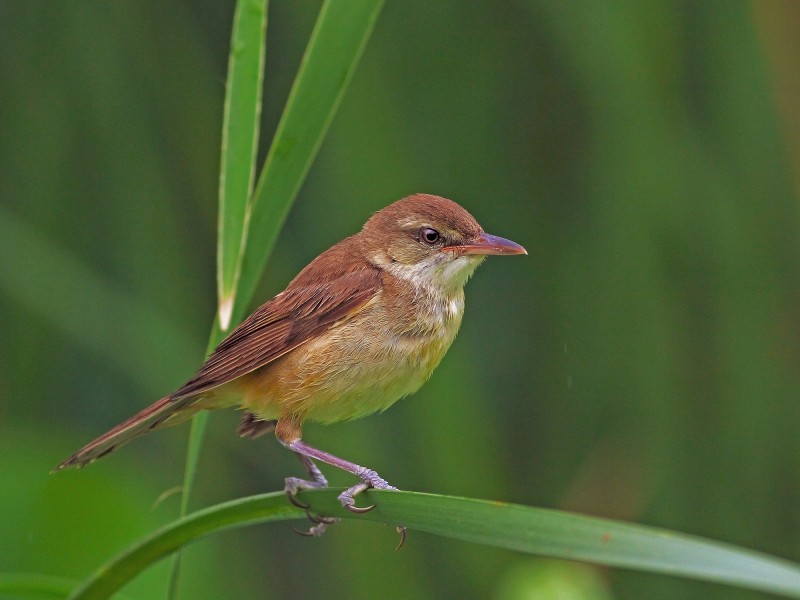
[54,193,526,535]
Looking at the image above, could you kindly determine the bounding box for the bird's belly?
[240,309,460,424]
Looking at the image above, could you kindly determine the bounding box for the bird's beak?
[444,232,527,256]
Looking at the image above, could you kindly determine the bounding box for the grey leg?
[285,452,339,537]
[282,439,398,512]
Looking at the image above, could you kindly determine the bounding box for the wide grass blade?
[215,0,268,333]
[347,492,800,598]
[67,490,800,600]
[69,493,304,600]
[0,574,135,600]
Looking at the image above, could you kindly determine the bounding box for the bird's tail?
[53,395,200,471]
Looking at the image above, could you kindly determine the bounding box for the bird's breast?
[240,289,465,424]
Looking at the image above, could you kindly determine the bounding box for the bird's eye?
[420,227,440,245]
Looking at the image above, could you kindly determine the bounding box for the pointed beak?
[444,232,527,256]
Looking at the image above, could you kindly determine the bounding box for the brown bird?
[55,194,526,534]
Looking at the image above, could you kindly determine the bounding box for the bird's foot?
[291,511,340,538]
[285,476,341,535]
[284,453,329,509]
[284,476,325,509]
[337,467,397,513]
[337,473,407,549]
[282,437,406,545]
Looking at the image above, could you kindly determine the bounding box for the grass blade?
[174,0,384,550]
[216,0,268,333]
[177,0,270,504]
[170,1,383,595]
[68,490,800,600]
[69,493,304,600]
[344,492,800,598]
[233,0,385,320]
[0,574,136,600]
[169,0,267,595]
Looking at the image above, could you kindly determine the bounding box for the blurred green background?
[2,1,800,598]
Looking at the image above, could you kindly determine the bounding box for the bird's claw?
[285,456,406,544]
[337,481,375,512]
[395,526,407,550]
[291,513,339,538]
[337,481,407,546]
[284,475,326,510]
[285,475,339,536]
[291,526,316,537]
[287,493,310,510]
[347,502,377,513]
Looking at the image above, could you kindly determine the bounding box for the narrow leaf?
[169,0,268,595]
[68,490,800,600]
[69,493,304,600]
[174,0,384,558]
[170,0,383,594]
[342,492,800,598]
[233,0,385,325]
[216,0,268,332]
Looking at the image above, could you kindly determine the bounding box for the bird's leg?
[289,439,408,546]
[272,419,338,535]
[275,417,398,512]
[276,418,406,544]
[280,418,331,506]
[284,447,340,537]
[285,452,329,507]
[285,439,398,512]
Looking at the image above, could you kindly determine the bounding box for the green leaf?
[174,0,384,561]
[169,0,268,595]
[342,492,800,598]
[69,493,303,600]
[67,490,800,600]
[166,409,208,598]
[233,0,385,323]
[215,0,268,333]
[171,0,383,595]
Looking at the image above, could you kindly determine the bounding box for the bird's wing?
[170,268,381,399]
[54,265,382,471]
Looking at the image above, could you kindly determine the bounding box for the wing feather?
[171,268,381,399]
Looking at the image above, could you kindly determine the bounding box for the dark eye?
[420,227,440,245]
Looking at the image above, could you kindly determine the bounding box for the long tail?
[53,395,200,471]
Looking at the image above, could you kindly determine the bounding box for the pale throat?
[372,251,485,324]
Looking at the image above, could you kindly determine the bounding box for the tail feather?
[53,395,199,471]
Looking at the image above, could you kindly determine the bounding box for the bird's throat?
[373,251,485,296]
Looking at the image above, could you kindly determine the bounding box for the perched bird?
[55,194,526,534]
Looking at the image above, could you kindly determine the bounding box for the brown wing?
[170,267,381,399]
[54,268,381,471]
[54,236,380,471]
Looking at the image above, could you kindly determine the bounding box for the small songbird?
[55,194,526,533]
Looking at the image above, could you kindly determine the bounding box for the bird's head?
[361,194,526,293]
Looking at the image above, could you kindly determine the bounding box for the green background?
[2,1,800,598]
